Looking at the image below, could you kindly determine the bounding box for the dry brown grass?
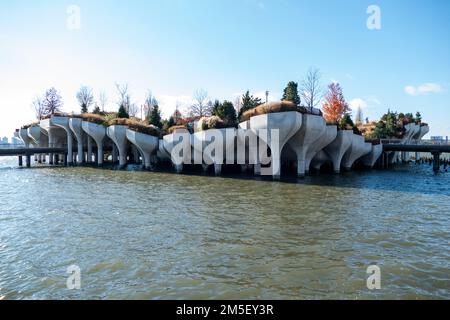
[108,118,160,137]
[167,125,189,134]
[21,121,40,129]
[240,101,306,122]
[79,113,105,125]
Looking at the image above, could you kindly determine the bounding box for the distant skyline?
[1,0,449,138]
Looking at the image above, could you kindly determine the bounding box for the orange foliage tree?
[322,82,350,124]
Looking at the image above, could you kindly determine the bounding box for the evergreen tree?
[415,112,422,123]
[148,105,162,128]
[282,81,301,106]
[117,104,129,118]
[92,104,101,114]
[238,91,262,120]
[167,116,175,128]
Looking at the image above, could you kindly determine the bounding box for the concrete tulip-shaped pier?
[323,130,353,174]
[19,128,33,148]
[310,150,330,171]
[237,121,259,173]
[51,116,74,165]
[361,144,383,168]
[286,113,325,177]
[157,139,170,161]
[192,128,236,175]
[107,125,129,168]
[250,111,302,179]
[69,118,85,164]
[82,121,106,166]
[162,128,191,173]
[341,134,371,171]
[27,126,43,147]
[126,129,159,169]
[28,125,44,162]
[304,124,337,174]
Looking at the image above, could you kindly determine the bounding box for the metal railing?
[381,139,450,146]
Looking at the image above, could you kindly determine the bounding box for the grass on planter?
[240,101,307,122]
[108,118,160,137]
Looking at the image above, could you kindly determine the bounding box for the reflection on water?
[0,157,448,299]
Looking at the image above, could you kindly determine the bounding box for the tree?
[282,81,301,106]
[415,112,422,123]
[32,96,45,120]
[355,106,363,125]
[76,86,94,113]
[167,116,175,128]
[117,105,129,118]
[92,104,101,114]
[173,102,182,124]
[301,67,323,109]
[144,91,158,120]
[238,90,262,120]
[128,103,139,118]
[212,100,237,126]
[322,82,350,124]
[148,104,162,128]
[115,83,131,113]
[43,87,63,115]
[98,91,108,112]
[189,89,212,117]
[340,113,361,135]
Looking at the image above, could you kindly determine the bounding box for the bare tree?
[32,96,45,120]
[76,86,94,113]
[98,91,108,112]
[234,96,242,115]
[128,103,139,118]
[43,87,63,115]
[115,83,131,111]
[301,67,323,109]
[355,106,363,125]
[189,89,212,117]
[143,90,158,119]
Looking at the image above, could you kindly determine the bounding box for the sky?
[1,0,449,139]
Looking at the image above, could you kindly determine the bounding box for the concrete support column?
[18,156,23,166]
[112,144,118,163]
[97,146,103,166]
[67,130,73,165]
[432,152,441,173]
[87,137,93,163]
[26,154,31,168]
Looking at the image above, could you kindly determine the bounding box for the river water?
[0,156,448,299]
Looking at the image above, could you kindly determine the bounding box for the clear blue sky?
[1,0,449,138]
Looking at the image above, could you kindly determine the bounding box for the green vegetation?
[211,100,237,127]
[238,91,262,121]
[117,105,129,119]
[148,104,163,129]
[282,81,301,106]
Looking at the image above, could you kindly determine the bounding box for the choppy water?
[0,157,448,299]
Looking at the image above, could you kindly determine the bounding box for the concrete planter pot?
[82,121,106,166]
[126,129,159,169]
[323,130,353,174]
[191,127,236,175]
[250,111,302,179]
[107,125,129,168]
[286,113,325,177]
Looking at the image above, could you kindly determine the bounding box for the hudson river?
[0,157,448,299]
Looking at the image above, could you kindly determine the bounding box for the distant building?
[1,137,8,144]
[430,136,444,141]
